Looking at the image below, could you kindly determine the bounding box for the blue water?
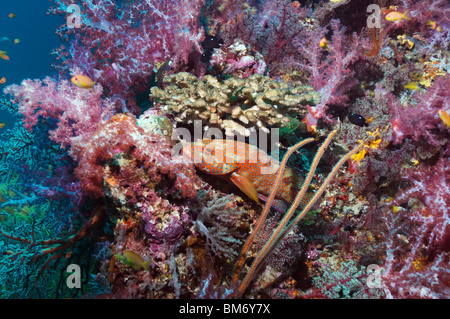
[0,0,64,131]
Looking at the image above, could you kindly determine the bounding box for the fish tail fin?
[143,261,152,270]
[230,172,259,203]
[403,10,411,20]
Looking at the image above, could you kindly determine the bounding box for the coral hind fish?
[183,139,317,212]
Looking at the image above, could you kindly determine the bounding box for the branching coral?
[150,72,320,136]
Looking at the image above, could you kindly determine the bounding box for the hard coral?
[150,72,320,136]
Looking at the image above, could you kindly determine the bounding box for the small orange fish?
[8,13,16,18]
[71,75,96,90]
[0,51,9,60]
[13,38,20,44]
[386,10,411,22]
[0,77,5,84]
[438,109,450,129]
[0,123,5,129]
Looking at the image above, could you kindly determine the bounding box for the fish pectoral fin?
[230,172,259,203]
[258,194,289,213]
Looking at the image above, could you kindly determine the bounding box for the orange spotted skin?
[183,139,316,209]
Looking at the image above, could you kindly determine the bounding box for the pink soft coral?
[295,19,364,127]
[389,75,449,147]
[380,157,449,298]
[50,0,205,107]
[4,77,117,149]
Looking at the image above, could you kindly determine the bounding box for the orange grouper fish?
[182,139,317,212]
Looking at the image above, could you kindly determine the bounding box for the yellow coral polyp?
[351,129,382,162]
[351,149,367,162]
[412,257,427,271]
[367,128,380,137]
[369,138,382,149]
[397,34,414,50]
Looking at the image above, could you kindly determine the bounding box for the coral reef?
[1,0,449,300]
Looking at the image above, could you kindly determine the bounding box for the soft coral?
[380,157,450,298]
[389,75,449,147]
[295,19,364,128]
